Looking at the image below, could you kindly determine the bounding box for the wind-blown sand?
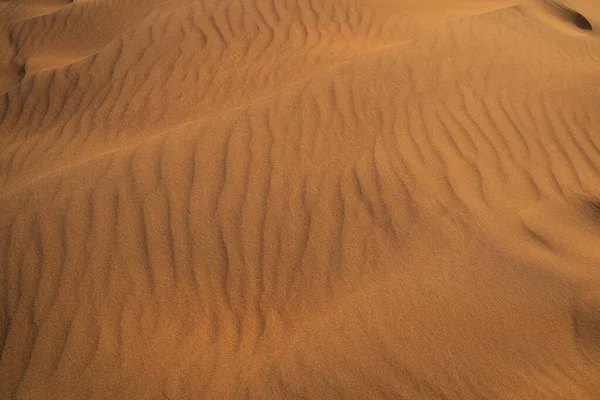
[1,0,600,398]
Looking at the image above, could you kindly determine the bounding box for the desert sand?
[1,0,600,398]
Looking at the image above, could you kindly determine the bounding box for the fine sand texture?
[1,0,600,398]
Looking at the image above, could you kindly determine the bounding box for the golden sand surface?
[1,0,600,398]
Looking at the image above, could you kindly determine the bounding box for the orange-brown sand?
[1,0,600,398]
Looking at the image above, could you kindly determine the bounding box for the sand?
[1,0,600,398]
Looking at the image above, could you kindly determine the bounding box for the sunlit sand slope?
[1,0,600,399]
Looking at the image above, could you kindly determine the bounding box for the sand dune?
[1,0,600,398]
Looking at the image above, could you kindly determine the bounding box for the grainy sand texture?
[1,0,600,398]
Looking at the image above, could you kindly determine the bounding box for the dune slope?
[1,0,600,398]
